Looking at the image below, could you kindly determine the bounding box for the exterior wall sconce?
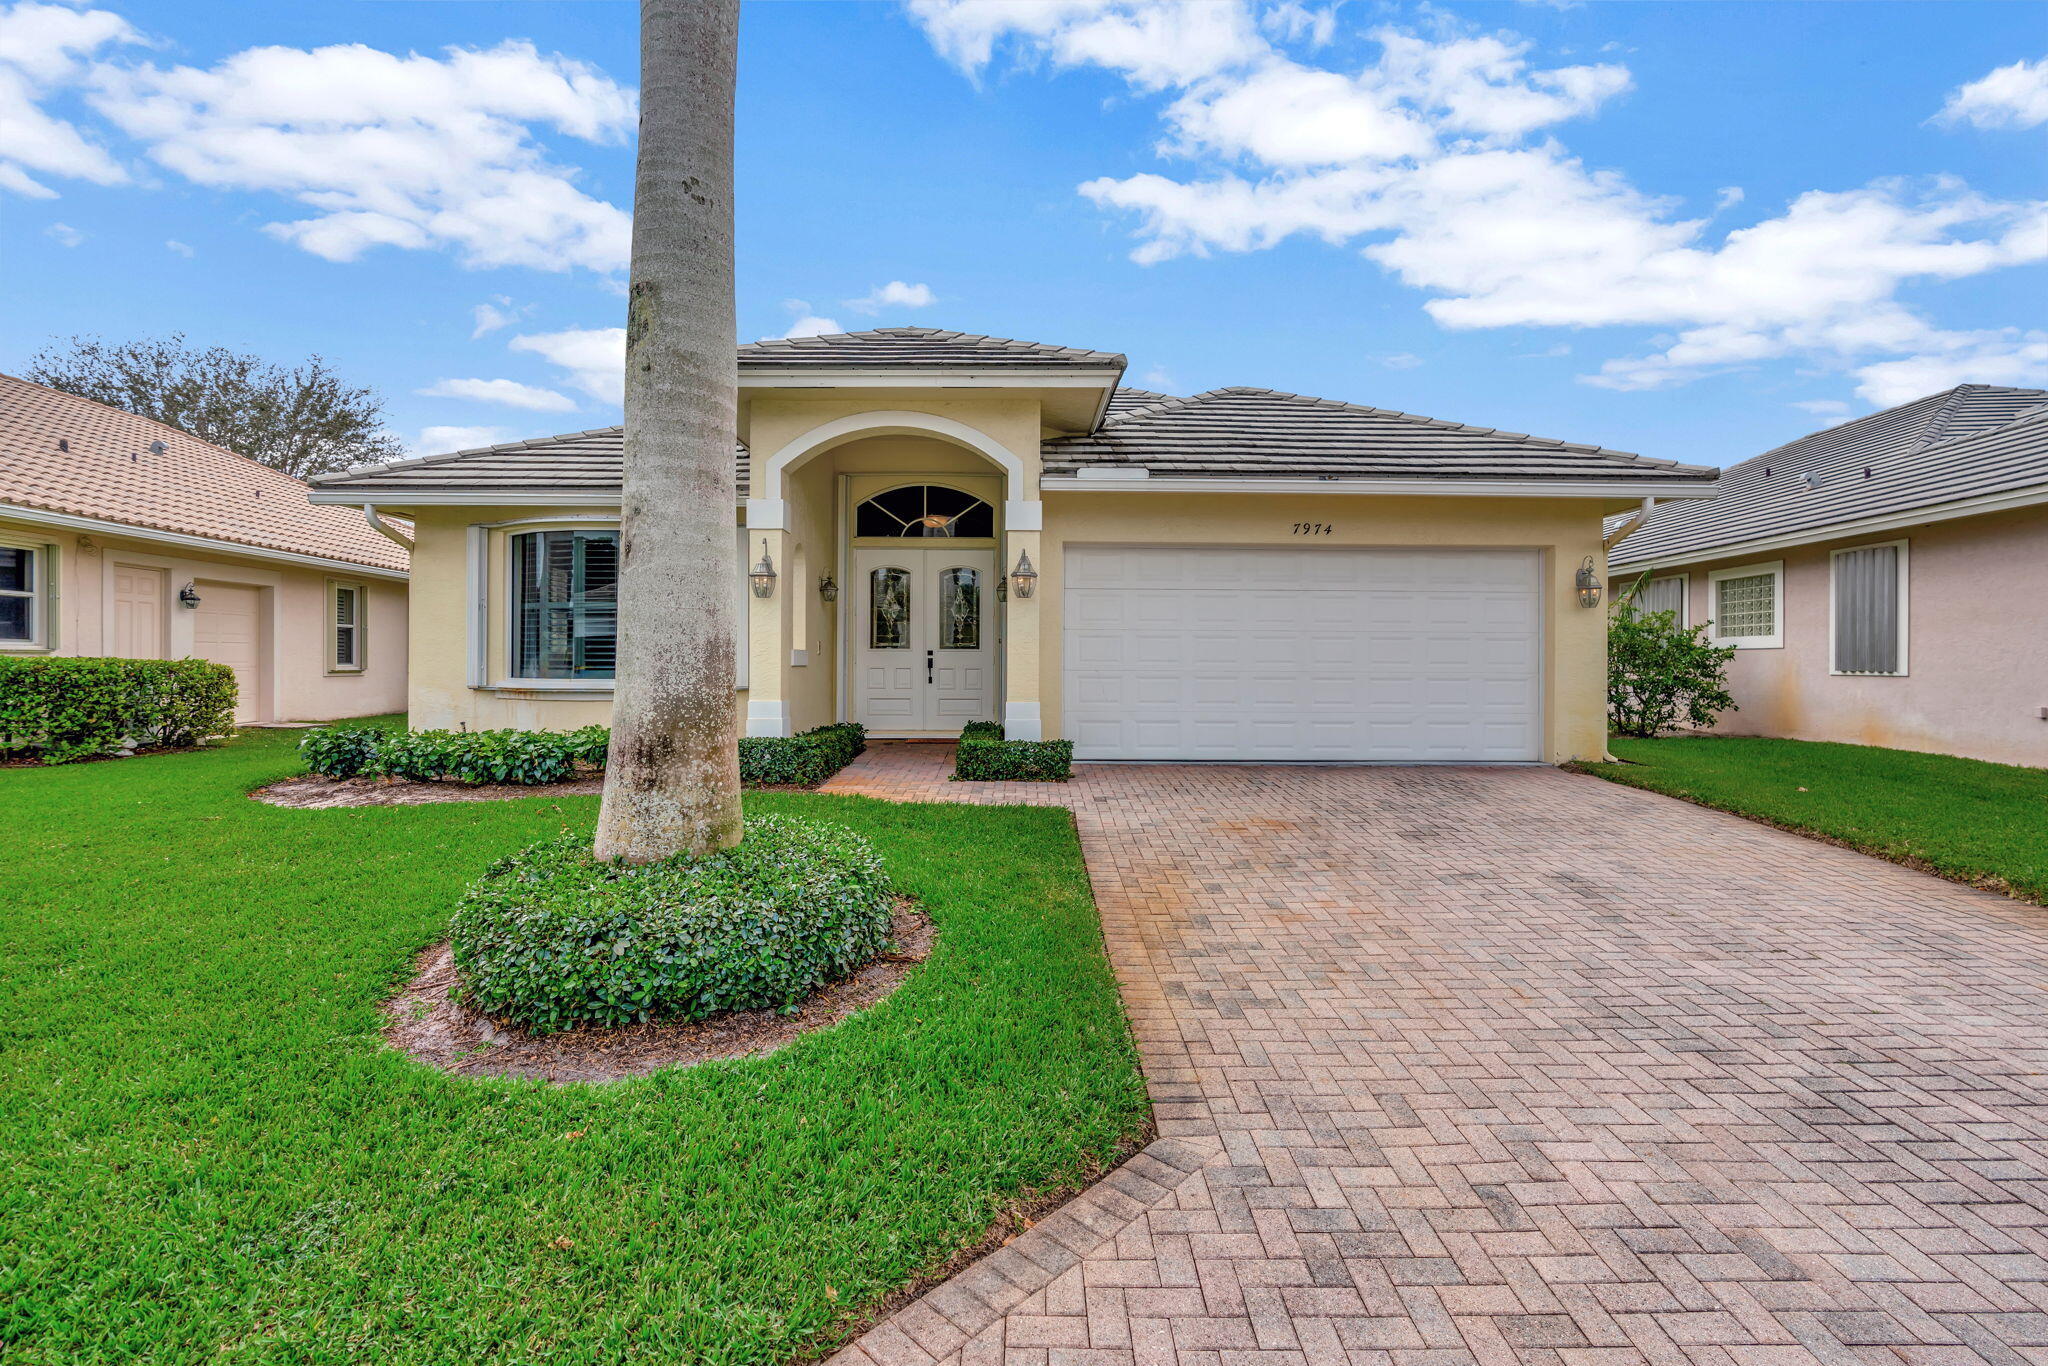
[749,540,777,599]
[1575,557,1603,609]
[817,573,838,602]
[1010,549,1038,600]
[178,581,202,608]
[995,576,1007,602]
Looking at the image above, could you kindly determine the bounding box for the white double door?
[852,546,998,734]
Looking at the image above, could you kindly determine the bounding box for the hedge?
[953,720,1073,782]
[449,817,894,1032]
[0,657,237,764]
[300,721,863,788]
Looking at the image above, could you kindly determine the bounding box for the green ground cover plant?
[0,722,1147,1364]
[1580,735,2048,904]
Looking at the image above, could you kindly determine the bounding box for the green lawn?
[1580,735,2048,905]
[0,725,1148,1365]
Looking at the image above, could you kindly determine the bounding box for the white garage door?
[1063,545,1541,762]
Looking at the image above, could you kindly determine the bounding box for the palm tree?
[595,0,744,863]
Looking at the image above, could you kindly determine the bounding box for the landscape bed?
[1578,734,2048,906]
[0,721,1148,1364]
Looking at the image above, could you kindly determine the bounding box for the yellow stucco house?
[309,327,1716,764]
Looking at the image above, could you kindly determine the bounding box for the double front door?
[852,547,997,734]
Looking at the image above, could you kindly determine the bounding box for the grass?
[0,722,1148,1365]
[1578,735,2048,905]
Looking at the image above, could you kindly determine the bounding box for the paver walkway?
[823,745,2048,1366]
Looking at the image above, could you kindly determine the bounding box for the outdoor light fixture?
[178,581,201,608]
[1575,557,1603,610]
[817,573,838,602]
[749,540,777,599]
[995,576,1007,602]
[1009,549,1037,600]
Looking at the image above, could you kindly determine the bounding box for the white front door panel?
[853,547,998,734]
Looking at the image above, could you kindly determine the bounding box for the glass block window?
[0,544,38,645]
[939,567,980,650]
[1712,567,1780,645]
[855,485,994,538]
[513,529,618,678]
[869,567,910,649]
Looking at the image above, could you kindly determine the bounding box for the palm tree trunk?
[595,0,744,864]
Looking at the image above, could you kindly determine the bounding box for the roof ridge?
[311,425,631,483]
[0,370,287,477]
[1916,397,2048,453]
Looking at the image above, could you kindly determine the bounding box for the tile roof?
[1043,387,1716,484]
[312,426,750,499]
[739,326,1126,371]
[1610,384,2048,567]
[0,372,408,573]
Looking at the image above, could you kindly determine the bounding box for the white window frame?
[0,533,53,653]
[1706,560,1784,650]
[1829,538,1909,678]
[328,579,366,675]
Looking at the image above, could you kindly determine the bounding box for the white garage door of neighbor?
[1063,545,1542,762]
[193,583,264,723]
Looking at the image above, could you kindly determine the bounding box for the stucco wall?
[1037,492,1621,764]
[1663,507,2048,768]
[0,515,407,722]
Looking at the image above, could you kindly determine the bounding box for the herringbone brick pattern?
[822,745,2048,1366]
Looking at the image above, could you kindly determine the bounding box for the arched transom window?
[855,485,994,539]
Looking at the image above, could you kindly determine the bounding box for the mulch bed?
[254,772,823,808]
[383,900,932,1084]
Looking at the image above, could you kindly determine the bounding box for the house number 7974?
[1291,522,1335,536]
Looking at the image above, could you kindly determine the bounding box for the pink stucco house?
[0,372,409,723]
[1608,384,2047,768]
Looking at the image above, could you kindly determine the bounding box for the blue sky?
[2,0,2043,468]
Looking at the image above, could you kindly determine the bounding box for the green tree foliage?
[1608,583,1739,738]
[26,333,402,478]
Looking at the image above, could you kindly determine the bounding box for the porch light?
[178,581,201,608]
[749,540,777,599]
[1575,557,1603,609]
[817,573,838,602]
[1010,550,1038,600]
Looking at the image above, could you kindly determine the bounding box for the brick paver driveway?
[825,747,2048,1366]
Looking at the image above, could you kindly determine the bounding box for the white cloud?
[1852,334,2048,407]
[43,220,82,246]
[1378,352,1422,369]
[908,0,1266,91]
[414,424,510,453]
[773,299,842,338]
[846,280,937,312]
[917,4,2048,401]
[418,376,577,412]
[509,325,624,403]
[0,1,139,196]
[87,38,635,271]
[1138,364,1175,389]
[164,237,192,256]
[1936,56,2048,131]
[1791,399,1849,418]
[471,296,528,337]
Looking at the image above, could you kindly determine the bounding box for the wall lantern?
[1575,557,1603,610]
[995,576,1007,603]
[748,540,777,599]
[178,581,202,608]
[817,573,838,602]
[1009,549,1038,600]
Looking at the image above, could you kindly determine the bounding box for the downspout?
[1602,496,1654,553]
[363,504,415,552]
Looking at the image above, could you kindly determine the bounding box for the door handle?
[926,649,934,683]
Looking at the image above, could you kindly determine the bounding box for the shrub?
[1608,589,1738,738]
[737,722,866,786]
[449,816,894,1033]
[0,656,236,763]
[954,722,1073,782]
[298,724,383,778]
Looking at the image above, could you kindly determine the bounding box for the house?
[1608,384,2048,768]
[0,372,409,723]
[308,327,1715,764]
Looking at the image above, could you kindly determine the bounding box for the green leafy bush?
[449,816,894,1033]
[297,724,382,778]
[1608,588,1738,738]
[737,721,866,786]
[0,657,236,763]
[954,721,1073,782]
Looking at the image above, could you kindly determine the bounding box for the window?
[1707,561,1783,649]
[869,567,910,649]
[854,485,994,539]
[939,567,980,649]
[512,529,618,679]
[0,543,42,648]
[1619,573,1687,626]
[329,581,365,673]
[1832,540,1907,676]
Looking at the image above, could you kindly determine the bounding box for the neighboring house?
[0,372,409,724]
[1609,384,2048,768]
[309,327,1715,764]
